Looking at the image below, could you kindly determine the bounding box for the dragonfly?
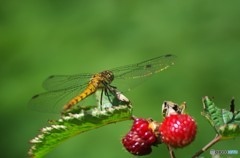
[28,54,176,113]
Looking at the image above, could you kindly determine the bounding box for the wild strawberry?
[159,114,197,148]
[122,118,157,156]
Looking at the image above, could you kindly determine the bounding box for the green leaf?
[28,90,132,158]
[202,96,224,128]
[222,109,233,124]
[234,111,240,120]
[218,124,240,139]
[202,96,240,139]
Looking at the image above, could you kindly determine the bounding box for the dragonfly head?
[102,70,114,84]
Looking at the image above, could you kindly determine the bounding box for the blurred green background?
[1,0,240,158]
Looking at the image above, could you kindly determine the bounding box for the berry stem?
[192,134,222,158]
[167,145,176,158]
[131,115,137,120]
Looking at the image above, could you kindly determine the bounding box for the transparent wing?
[111,54,176,79]
[43,73,93,91]
[29,54,175,113]
[28,84,88,113]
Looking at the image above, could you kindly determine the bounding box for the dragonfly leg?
[106,84,118,95]
[109,85,117,89]
[98,84,114,109]
[100,89,104,110]
[104,88,114,106]
[102,82,117,106]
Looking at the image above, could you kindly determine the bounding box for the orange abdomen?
[63,77,101,111]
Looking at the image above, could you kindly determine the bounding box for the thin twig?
[167,145,176,158]
[131,115,137,120]
[192,134,222,158]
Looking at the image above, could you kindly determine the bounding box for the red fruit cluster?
[122,118,157,156]
[159,114,197,148]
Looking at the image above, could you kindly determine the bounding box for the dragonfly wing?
[28,84,88,113]
[43,73,93,91]
[111,54,176,79]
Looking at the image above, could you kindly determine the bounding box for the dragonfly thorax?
[100,70,114,84]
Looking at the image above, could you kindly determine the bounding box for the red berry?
[122,118,157,156]
[132,118,149,132]
[159,114,197,148]
[122,130,152,155]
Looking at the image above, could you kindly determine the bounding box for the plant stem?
[192,134,222,158]
[167,145,176,158]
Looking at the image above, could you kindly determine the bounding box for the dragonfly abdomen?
[63,76,102,111]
